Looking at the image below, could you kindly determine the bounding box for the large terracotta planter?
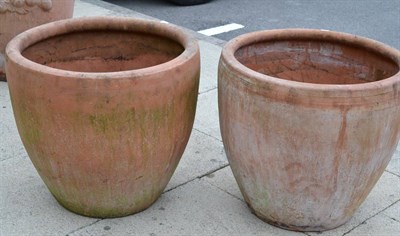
[6,17,200,217]
[218,29,400,231]
[0,0,75,81]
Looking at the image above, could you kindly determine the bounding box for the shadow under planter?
[5,16,200,218]
[218,29,400,231]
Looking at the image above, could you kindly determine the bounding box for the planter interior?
[23,30,183,72]
[235,37,399,84]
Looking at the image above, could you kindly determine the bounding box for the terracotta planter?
[0,0,75,81]
[218,29,400,231]
[6,17,200,217]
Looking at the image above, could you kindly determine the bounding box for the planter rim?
[221,28,400,98]
[5,16,198,80]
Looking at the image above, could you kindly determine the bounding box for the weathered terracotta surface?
[6,17,200,217]
[218,29,400,231]
[0,0,75,81]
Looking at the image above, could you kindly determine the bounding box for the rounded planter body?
[0,0,75,80]
[6,17,200,217]
[218,29,400,231]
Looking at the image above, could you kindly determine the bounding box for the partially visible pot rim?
[6,16,199,80]
[221,28,400,98]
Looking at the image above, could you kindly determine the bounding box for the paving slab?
[382,201,400,222]
[0,82,26,162]
[193,89,221,141]
[165,129,227,191]
[204,166,400,236]
[79,0,158,21]
[74,0,156,19]
[387,145,400,177]
[74,0,114,17]
[297,171,400,235]
[198,40,221,94]
[346,210,400,236]
[69,179,305,236]
[204,165,243,201]
[0,155,98,236]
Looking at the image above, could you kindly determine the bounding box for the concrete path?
[1,0,399,235]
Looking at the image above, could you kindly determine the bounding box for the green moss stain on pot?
[87,72,199,138]
[12,102,42,146]
[88,103,173,135]
[89,113,115,134]
[42,161,164,217]
[86,100,176,162]
[50,185,160,218]
[252,187,269,214]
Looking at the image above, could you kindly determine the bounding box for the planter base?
[53,192,160,218]
[249,206,347,232]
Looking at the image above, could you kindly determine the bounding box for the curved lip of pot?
[221,28,400,98]
[5,16,199,80]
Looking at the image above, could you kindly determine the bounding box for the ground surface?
[1,0,399,235]
[103,0,400,49]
